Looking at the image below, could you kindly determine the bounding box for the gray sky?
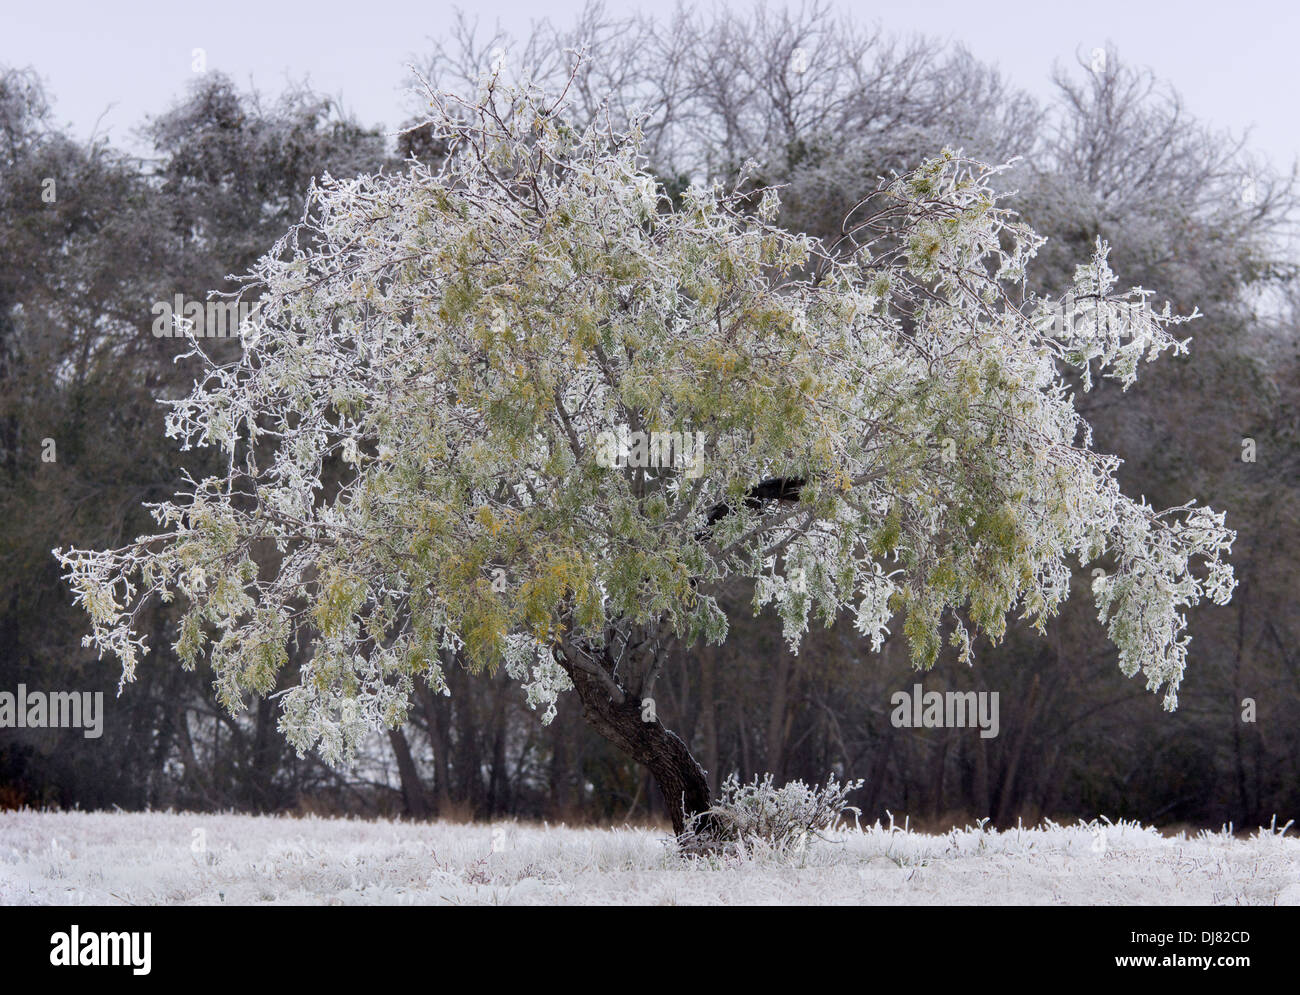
[4,0,1297,170]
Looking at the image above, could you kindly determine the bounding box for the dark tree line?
[2,2,1297,829]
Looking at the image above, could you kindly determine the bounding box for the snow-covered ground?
[2,810,1299,905]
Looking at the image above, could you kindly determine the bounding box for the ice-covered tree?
[55,68,1235,836]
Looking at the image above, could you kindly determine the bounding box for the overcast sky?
[4,0,1297,171]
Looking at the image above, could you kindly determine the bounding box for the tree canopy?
[55,69,1235,774]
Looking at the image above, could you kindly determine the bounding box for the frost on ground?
[2,810,1299,906]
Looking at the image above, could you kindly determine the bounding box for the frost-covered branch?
[55,65,1234,765]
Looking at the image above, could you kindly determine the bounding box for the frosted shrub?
[678,773,864,857]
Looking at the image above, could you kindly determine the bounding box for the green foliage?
[53,70,1234,765]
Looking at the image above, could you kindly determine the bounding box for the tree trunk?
[387,728,430,818]
[699,647,720,795]
[995,672,1040,825]
[556,642,713,837]
[766,653,790,780]
[415,679,452,814]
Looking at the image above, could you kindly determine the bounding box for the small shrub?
[678,772,864,858]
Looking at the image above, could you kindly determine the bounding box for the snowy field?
[3,810,1299,905]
